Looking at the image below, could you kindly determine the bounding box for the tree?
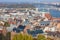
[23,34,33,40]
[0,33,5,40]
[6,32,11,40]
[12,33,33,40]
[33,38,37,40]
[4,22,10,27]
[13,33,24,40]
[46,37,54,40]
[37,34,46,40]
[3,22,10,36]
[17,33,24,40]
[28,35,33,40]
[24,34,29,40]
[13,35,17,40]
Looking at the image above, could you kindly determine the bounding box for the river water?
[33,4,60,18]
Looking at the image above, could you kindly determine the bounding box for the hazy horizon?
[0,0,60,3]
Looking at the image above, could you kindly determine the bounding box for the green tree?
[0,33,5,40]
[4,22,10,27]
[17,33,24,40]
[13,33,24,40]
[3,21,10,39]
[37,34,46,40]
[13,35,17,40]
[6,32,11,40]
[13,33,33,40]
[23,34,33,40]
[28,35,33,40]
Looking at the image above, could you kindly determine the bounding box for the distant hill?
[0,3,35,8]
[0,3,59,8]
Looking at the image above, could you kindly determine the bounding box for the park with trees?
[12,33,54,40]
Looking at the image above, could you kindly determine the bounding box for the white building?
[43,26,56,32]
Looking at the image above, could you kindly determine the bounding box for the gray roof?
[40,21,50,26]
[23,19,29,25]
[40,21,50,24]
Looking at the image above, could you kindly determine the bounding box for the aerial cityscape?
[0,0,60,40]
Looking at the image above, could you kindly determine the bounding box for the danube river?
[33,4,60,18]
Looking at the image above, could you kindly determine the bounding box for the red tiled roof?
[52,18,60,21]
[8,21,16,24]
[45,13,52,20]
[57,23,60,30]
[45,13,60,21]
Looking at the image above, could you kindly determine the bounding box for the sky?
[0,0,60,3]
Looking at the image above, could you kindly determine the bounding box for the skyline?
[0,0,60,3]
